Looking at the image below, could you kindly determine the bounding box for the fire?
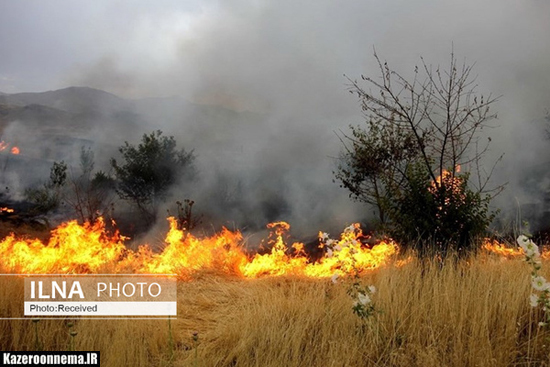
[131,217,248,278]
[482,239,524,258]
[0,141,21,155]
[0,217,399,279]
[2,215,548,279]
[0,218,127,273]
[481,238,550,260]
[430,166,464,199]
[0,207,14,213]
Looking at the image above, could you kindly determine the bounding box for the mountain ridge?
[0,86,133,115]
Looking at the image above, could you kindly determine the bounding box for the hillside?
[0,86,132,115]
[0,86,263,201]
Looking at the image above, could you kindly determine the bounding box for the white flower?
[326,239,335,247]
[524,241,540,257]
[532,276,550,292]
[539,321,547,327]
[517,235,531,248]
[320,232,329,241]
[326,248,333,258]
[530,293,539,307]
[357,292,371,306]
[518,235,539,256]
[368,285,376,294]
[331,273,339,284]
[334,245,342,252]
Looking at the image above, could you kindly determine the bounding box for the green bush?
[110,130,195,223]
[335,51,502,258]
[383,163,495,257]
[24,161,67,215]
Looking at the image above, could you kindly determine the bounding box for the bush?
[335,50,502,257]
[24,160,67,216]
[110,130,195,223]
[383,163,495,257]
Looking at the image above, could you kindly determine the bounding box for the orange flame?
[0,217,399,279]
[481,238,550,260]
[428,165,467,218]
[2,215,548,279]
[482,239,524,258]
[0,141,21,155]
[430,166,462,193]
[0,218,127,273]
[0,207,14,213]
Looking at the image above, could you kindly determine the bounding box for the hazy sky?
[1,0,550,230]
[1,0,548,113]
[2,0,549,147]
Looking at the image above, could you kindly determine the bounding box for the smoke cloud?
[1,0,550,235]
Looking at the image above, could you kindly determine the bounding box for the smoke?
[2,0,550,234]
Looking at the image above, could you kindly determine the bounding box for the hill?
[0,86,262,194]
[0,86,133,115]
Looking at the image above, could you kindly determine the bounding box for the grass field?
[2,252,550,367]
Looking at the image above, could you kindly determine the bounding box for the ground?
[1,253,549,366]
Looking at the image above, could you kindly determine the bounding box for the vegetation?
[336,51,503,256]
[110,130,196,224]
[65,147,116,223]
[24,149,115,223]
[24,160,67,216]
[1,253,549,366]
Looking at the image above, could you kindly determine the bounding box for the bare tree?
[65,147,116,223]
[336,50,504,254]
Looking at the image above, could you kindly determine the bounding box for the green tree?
[25,160,67,216]
[110,130,195,222]
[335,50,503,256]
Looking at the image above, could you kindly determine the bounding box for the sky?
[1,0,550,231]
[1,0,549,120]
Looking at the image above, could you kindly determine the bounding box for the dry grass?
[2,254,550,366]
[0,219,51,243]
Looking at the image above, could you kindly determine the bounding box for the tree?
[25,149,116,224]
[335,50,503,256]
[25,160,67,216]
[110,130,196,222]
[65,147,116,223]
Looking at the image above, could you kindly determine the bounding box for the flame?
[430,166,463,197]
[394,256,413,267]
[427,165,468,223]
[0,207,14,213]
[131,217,248,278]
[0,217,398,279]
[2,214,549,279]
[0,141,21,155]
[481,238,550,260]
[0,218,127,273]
[482,239,524,258]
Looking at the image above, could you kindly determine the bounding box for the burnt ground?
[0,197,62,242]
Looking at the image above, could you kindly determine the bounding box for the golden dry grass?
[1,254,550,366]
